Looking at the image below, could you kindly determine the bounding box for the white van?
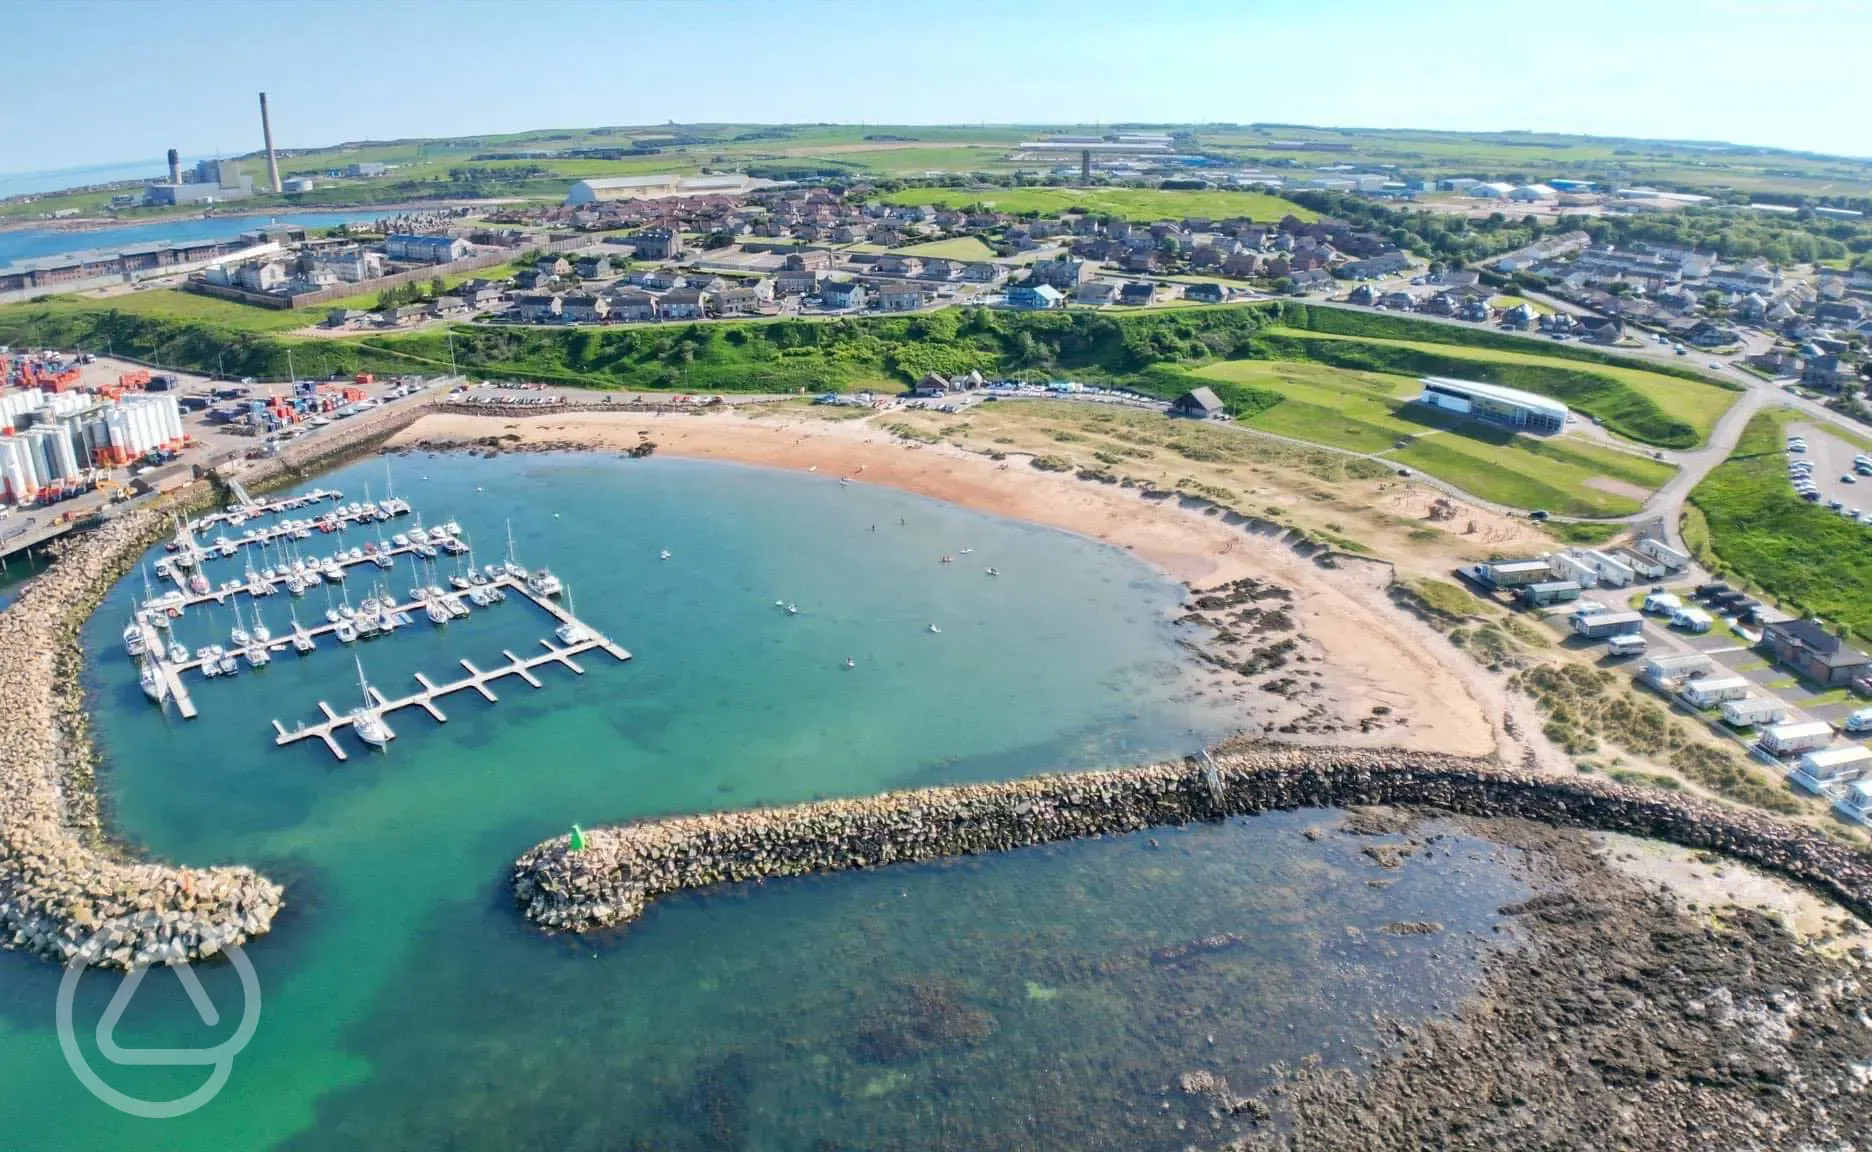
[1847,708,1872,734]
[1607,634,1647,657]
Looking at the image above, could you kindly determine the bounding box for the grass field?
[812,146,1020,174]
[1270,328,1737,443]
[1690,409,1872,637]
[1195,359,1676,516]
[880,186,1318,223]
[892,235,998,260]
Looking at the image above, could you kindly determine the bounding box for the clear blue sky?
[4,0,1867,173]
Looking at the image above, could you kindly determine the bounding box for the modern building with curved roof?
[1414,377,1567,436]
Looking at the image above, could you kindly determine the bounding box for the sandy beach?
[393,408,1510,758]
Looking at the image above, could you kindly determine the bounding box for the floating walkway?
[272,635,629,761]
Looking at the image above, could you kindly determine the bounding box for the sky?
[4,0,1869,173]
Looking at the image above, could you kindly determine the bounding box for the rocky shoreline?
[513,744,1872,936]
[0,400,431,970]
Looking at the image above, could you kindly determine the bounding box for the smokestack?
[259,92,281,193]
[166,148,180,185]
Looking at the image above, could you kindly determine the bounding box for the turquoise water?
[0,453,1530,1150]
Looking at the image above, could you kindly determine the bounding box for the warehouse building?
[1415,377,1567,437]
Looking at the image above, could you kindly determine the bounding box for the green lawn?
[1196,359,1676,516]
[880,186,1318,223]
[892,235,998,260]
[1269,328,1737,443]
[1690,409,1872,638]
[815,146,1020,174]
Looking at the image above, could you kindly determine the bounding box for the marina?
[126,487,628,751]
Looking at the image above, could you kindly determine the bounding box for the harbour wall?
[0,396,435,970]
[512,745,1872,935]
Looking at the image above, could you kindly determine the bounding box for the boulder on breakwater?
[512,746,1872,936]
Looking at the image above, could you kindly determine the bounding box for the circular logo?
[55,926,262,1120]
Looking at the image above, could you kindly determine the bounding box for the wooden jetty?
[271,635,629,761]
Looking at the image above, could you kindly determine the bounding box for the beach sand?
[393,408,1510,758]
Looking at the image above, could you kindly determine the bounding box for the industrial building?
[145,158,253,206]
[1415,377,1567,437]
[565,173,752,205]
[0,391,182,501]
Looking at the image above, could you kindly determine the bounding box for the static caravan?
[1789,745,1872,793]
[1547,552,1599,588]
[1671,607,1715,633]
[1517,580,1581,608]
[1758,719,1834,756]
[1582,550,1636,588]
[1835,779,1872,826]
[1642,592,1683,615]
[1638,538,1691,570]
[1846,707,1872,734]
[1613,548,1668,580]
[1606,633,1647,658]
[1572,610,1645,639]
[1719,696,1786,728]
[1478,559,1555,589]
[1679,675,1750,709]
[1642,653,1710,690]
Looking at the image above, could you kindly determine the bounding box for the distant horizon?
[5,0,1870,170]
[2,120,1866,191]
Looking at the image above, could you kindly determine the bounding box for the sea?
[0,212,391,272]
[0,453,1536,1150]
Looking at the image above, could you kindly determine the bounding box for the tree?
[430,277,446,297]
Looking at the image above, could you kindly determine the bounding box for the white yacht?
[350,658,392,748]
[335,620,359,645]
[555,621,588,645]
[426,599,451,625]
[139,661,167,704]
[245,645,270,668]
[167,641,188,665]
[123,621,146,658]
[444,595,470,619]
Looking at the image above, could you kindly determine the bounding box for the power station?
[259,92,282,194]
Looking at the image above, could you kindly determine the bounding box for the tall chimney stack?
[166,148,181,185]
[259,92,282,193]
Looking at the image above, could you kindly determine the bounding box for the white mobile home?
[1642,592,1682,615]
[1679,675,1750,709]
[1547,552,1599,588]
[1582,550,1637,588]
[1476,559,1556,589]
[1670,607,1715,633]
[1835,779,1872,826]
[1758,719,1834,756]
[1612,548,1668,580]
[1637,538,1691,570]
[1642,653,1710,690]
[1719,696,1786,728]
[1572,610,1645,639]
[1790,745,1872,793]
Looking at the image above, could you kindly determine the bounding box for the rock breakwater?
[0,507,280,969]
[513,745,1872,935]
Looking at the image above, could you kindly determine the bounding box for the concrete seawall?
[513,746,1872,935]
[0,399,434,970]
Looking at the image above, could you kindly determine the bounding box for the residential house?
[560,293,608,323]
[1747,350,1800,376]
[660,288,707,319]
[1026,259,1094,290]
[1682,319,1741,348]
[324,308,369,329]
[536,255,571,280]
[1336,251,1412,279]
[632,269,684,291]
[1184,282,1228,304]
[1121,249,1159,275]
[820,280,865,310]
[1763,619,1872,688]
[1075,280,1119,305]
[1007,284,1065,310]
[234,260,288,292]
[911,373,952,397]
[874,283,925,312]
[515,294,562,323]
[608,290,658,322]
[917,259,957,281]
[1817,298,1867,326]
[875,255,923,278]
[1457,296,1492,322]
[959,262,1003,283]
[1347,284,1377,306]
[429,295,469,319]
[1501,302,1536,330]
[627,226,684,260]
[513,269,548,291]
[574,255,612,280]
[1575,315,1625,344]
[784,249,833,271]
[713,287,767,316]
[1119,282,1156,306]
[1803,354,1857,391]
[830,225,858,243]
[386,234,470,264]
[1221,251,1263,278]
[378,304,428,327]
[774,268,823,297]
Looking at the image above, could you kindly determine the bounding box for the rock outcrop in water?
[0,402,430,970]
[513,745,1872,935]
